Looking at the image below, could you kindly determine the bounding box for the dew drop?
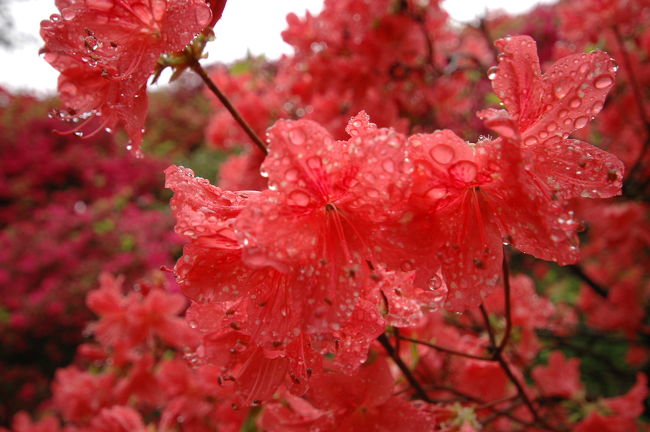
[285,168,298,182]
[449,160,478,183]
[523,136,538,146]
[578,63,590,74]
[554,85,569,99]
[382,159,395,173]
[569,97,581,108]
[546,121,558,132]
[558,109,569,118]
[61,8,76,20]
[591,101,604,115]
[487,66,498,80]
[427,275,442,291]
[74,131,84,137]
[288,128,306,145]
[194,5,211,27]
[593,75,614,89]
[306,156,322,170]
[574,116,589,129]
[426,187,447,200]
[430,144,454,164]
[288,190,310,207]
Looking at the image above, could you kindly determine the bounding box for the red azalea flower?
[487,35,624,203]
[40,0,213,147]
[531,351,583,399]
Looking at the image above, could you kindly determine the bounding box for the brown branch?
[189,61,268,154]
[567,264,608,298]
[398,335,494,362]
[377,333,432,402]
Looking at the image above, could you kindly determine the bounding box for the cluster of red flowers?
[2,0,649,430]
[0,91,180,423]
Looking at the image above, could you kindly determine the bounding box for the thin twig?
[567,265,608,298]
[398,335,494,362]
[479,304,497,348]
[377,333,432,402]
[189,61,268,154]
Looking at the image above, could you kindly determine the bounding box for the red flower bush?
[3,0,650,430]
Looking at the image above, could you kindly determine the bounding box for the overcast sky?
[0,0,556,94]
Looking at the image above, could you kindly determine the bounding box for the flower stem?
[189,61,268,154]
[377,333,432,402]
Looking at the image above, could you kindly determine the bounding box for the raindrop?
[288,190,310,207]
[569,97,581,108]
[574,116,589,129]
[523,136,538,146]
[195,5,211,27]
[382,159,395,173]
[427,275,442,291]
[554,85,569,99]
[449,160,478,183]
[285,168,298,182]
[426,187,447,200]
[487,66,498,80]
[591,101,604,115]
[430,144,454,164]
[61,8,76,20]
[307,156,322,170]
[288,128,306,145]
[593,75,614,89]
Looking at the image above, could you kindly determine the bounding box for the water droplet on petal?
[288,190,310,207]
[306,156,322,170]
[426,187,447,200]
[524,136,538,146]
[382,159,395,173]
[430,144,454,164]
[574,116,589,129]
[449,160,478,183]
[194,5,211,27]
[546,121,558,132]
[569,97,581,108]
[427,275,442,291]
[61,8,76,20]
[594,75,614,89]
[558,109,569,118]
[591,101,604,115]
[285,168,298,182]
[487,66,498,80]
[288,128,306,145]
[554,85,569,99]
[578,63,590,74]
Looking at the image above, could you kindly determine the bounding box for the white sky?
[0,0,556,94]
